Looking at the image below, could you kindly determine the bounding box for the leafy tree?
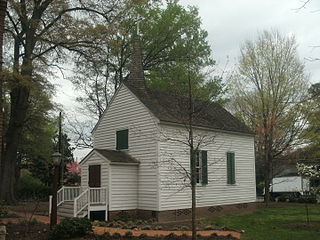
[0,0,118,202]
[71,0,221,119]
[17,82,56,186]
[0,0,7,175]
[231,30,309,203]
[300,83,320,148]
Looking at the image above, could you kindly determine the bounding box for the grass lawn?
[203,204,320,240]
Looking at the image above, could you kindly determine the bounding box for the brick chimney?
[125,33,146,91]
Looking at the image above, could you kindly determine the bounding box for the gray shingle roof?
[95,149,139,164]
[125,81,254,135]
[80,149,140,164]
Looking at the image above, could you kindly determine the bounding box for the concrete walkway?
[1,211,241,239]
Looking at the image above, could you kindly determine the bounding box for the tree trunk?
[188,65,196,240]
[264,151,273,206]
[0,86,30,203]
[0,0,7,192]
[191,148,197,240]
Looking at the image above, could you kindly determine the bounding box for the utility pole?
[59,112,64,186]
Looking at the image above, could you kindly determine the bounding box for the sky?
[54,0,320,160]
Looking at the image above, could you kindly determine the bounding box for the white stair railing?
[74,189,89,217]
[64,187,81,201]
[57,187,64,206]
[57,186,81,206]
[90,188,107,204]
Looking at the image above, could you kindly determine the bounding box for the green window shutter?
[231,153,236,184]
[116,129,128,150]
[202,151,208,185]
[227,152,235,184]
[190,150,195,177]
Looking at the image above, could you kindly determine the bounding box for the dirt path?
[94,226,241,238]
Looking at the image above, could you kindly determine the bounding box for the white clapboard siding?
[93,85,159,210]
[109,165,138,210]
[81,152,109,190]
[159,124,256,211]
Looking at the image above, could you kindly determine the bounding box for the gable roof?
[124,81,254,135]
[92,34,253,136]
[80,149,140,165]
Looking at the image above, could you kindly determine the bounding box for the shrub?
[101,232,111,238]
[125,231,133,238]
[179,233,189,240]
[210,232,218,237]
[17,169,51,200]
[141,225,151,230]
[138,233,148,239]
[19,218,39,226]
[180,226,189,231]
[154,225,163,230]
[112,232,122,239]
[0,201,8,217]
[278,193,317,203]
[165,233,178,239]
[204,225,214,230]
[48,217,92,240]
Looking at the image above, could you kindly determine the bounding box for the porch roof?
[80,149,140,165]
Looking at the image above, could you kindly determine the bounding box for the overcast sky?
[179,0,320,82]
[55,0,320,159]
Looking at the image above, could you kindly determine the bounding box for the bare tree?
[145,60,231,239]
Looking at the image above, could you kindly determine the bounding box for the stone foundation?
[108,202,256,222]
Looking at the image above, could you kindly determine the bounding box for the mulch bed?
[3,223,238,240]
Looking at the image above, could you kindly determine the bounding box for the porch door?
[88,165,101,187]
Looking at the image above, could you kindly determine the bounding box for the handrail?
[64,187,81,201]
[57,186,81,206]
[57,187,64,206]
[90,188,107,204]
[74,189,89,217]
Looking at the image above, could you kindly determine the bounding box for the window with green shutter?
[193,150,208,185]
[227,152,236,184]
[201,151,208,185]
[116,129,128,150]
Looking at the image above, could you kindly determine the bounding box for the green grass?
[203,204,320,240]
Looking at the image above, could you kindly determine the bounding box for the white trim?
[109,162,139,166]
[80,150,110,165]
[79,150,95,165]
[108,165,112,211]
[156,135,161,211]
